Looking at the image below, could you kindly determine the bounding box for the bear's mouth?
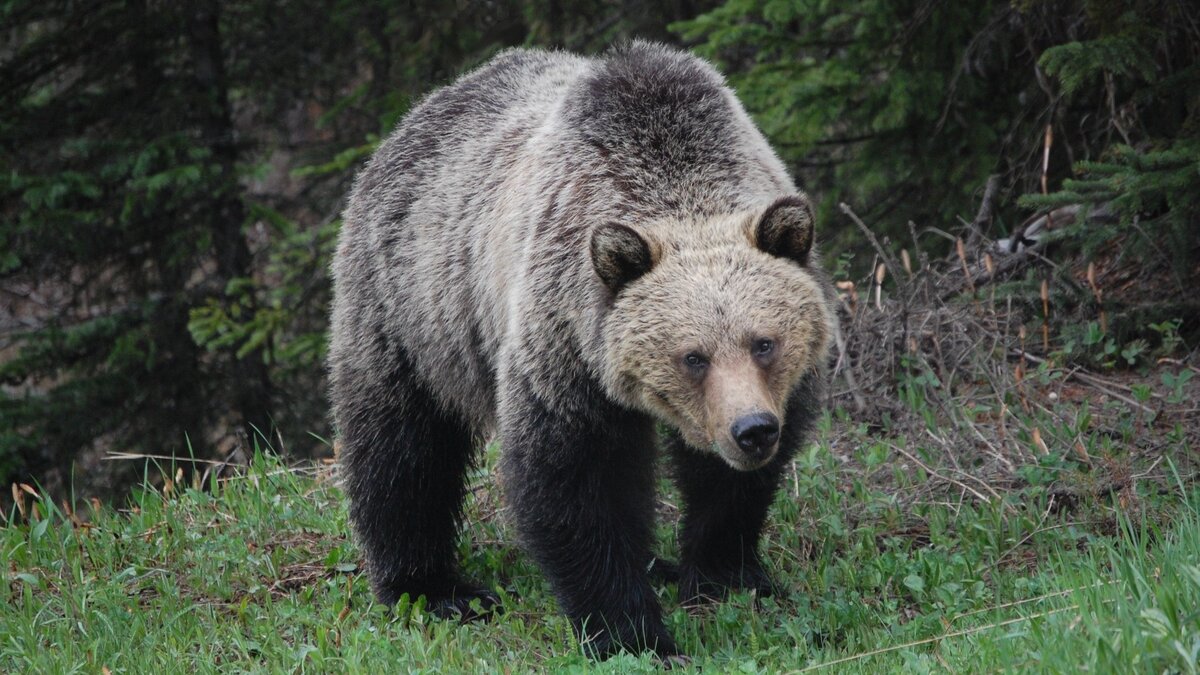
[712,438,776,472]
[683,430,776,471]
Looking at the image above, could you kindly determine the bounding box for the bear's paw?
[679,559,782,607]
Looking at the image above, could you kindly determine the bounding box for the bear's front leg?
[666,376,823,605]
[499,378,679,659]
[667,436,786,605]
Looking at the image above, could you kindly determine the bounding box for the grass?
[3,400,1198,673]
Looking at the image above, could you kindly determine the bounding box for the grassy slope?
[3,418,1198,674]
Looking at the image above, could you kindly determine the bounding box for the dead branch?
[964,174,1001,251]
[840,202,908,297]
[1010,350,1156,416]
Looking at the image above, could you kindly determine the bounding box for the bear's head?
[593,196,834,471]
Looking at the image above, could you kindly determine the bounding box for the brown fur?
[329,42,836,658]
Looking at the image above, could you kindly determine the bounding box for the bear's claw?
[580,619,681,662]
[647,556,681,584]
[662,654,693,669]
[427,586,504,622]
[679,561,782,606]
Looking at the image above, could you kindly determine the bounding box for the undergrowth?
[3,414,1196,672]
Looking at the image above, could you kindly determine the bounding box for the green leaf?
[30,517,50,541]
[903,574,925,594]
[12,572,39,586]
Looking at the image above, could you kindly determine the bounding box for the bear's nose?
[730,412,780,458]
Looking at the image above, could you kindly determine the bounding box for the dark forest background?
[2,0,1197,502]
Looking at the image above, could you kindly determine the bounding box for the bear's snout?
[730,412,780,461]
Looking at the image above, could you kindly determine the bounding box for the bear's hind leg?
[334,348,498,620]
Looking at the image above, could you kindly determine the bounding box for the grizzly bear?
[329,41,835,659]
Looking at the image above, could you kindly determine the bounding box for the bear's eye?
[683,352,709,369]
[753,338,775,357]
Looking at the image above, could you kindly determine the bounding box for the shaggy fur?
[329,41,836,658]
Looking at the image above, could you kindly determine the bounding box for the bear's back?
[345,48,584,225]
[333,48,595,429]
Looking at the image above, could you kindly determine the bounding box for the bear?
[328,41,836,660]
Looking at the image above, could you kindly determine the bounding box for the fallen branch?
[1010,350,1156,417]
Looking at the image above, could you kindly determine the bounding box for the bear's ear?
[754,195,815,266]
[591,223,654,294]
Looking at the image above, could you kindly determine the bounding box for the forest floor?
[3,386,1198,673]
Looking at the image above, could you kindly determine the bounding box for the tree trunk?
[187,0,276,449]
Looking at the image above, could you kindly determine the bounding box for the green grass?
[3,423,1198,674]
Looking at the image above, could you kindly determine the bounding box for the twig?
[995,495,1056,566]
[1131,456,1164,481]
[831,323,866,412]
[1156,358,1200,375]
[840,202,907,296]
[939,238,1046,300]
[890,442,992,505]
[962,409,1015,472]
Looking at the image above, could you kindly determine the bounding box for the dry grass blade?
[104,452,230,465]
[949,580,1115,622]
[795,604,1081,672]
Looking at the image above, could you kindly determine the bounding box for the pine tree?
[674,0,1200,263]
[1,1,274,492]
